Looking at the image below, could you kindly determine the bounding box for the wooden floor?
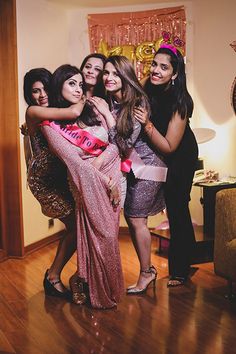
[0,233,236,354]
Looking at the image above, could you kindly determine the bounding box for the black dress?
[149,87,198,278]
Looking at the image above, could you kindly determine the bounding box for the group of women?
[22,45,198,309]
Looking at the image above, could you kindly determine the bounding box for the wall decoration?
[88,6,186,80]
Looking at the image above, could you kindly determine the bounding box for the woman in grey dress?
[90,55,167,295]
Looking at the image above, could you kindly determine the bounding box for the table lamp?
[192,128,216,171]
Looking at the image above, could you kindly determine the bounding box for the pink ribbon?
[120,158,132,173]
[128,149,167,182]
[41,120,108,156]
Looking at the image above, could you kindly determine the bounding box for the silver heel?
[126,265,157,295]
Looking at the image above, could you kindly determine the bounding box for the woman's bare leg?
[125,216,156,291]
[47,213,77,292]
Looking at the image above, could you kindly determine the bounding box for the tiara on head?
[156,31,185,56]
[160,43,177,55]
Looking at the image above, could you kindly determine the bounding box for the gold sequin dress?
[42,116,124,309]
[27,131,74,219]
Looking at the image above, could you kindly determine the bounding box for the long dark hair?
[23,68,52,106]
[144,48,193,119]
[103,55,150,138]
[80,53,106,96]
[51,64,100,126]
[80,53,106,72]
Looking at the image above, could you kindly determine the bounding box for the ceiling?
[47,0,180,8]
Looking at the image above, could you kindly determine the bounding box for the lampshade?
[192,128,216,144]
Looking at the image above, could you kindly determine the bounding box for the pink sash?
[127,149,167,182]
[121,158,132,173]
[41,120,108,156]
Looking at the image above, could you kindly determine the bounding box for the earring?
[172,78,175,86]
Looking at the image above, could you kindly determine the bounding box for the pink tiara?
[160,43,177,56]
[158,31,185,56]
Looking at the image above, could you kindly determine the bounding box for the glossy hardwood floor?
[0,233,236,354]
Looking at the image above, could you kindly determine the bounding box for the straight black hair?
[144,48,193,119]
[23,68,52,106]
[80,53,106,72]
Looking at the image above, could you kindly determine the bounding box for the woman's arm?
[88,96,116,128]
[134,107,187,155]
[91,152,121,210]
[89,98,142,153]
[26,99,86,135]
[26,99,86,123]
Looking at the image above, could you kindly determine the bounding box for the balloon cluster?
[98,31,185,78]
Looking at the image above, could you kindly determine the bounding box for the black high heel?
[167,276,186,287]
[126,265,157,295]
[43,270,71,299]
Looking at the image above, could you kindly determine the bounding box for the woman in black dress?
[135,45,198,286]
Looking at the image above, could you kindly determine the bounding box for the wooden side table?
[194,181,236,238]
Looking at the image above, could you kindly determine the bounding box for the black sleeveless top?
[147,84,198,198]
[148,84,198,165]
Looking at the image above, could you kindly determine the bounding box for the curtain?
[88,6,186,79]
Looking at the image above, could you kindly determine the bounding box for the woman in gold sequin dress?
[24,55,108,304]
[23,68,84,298]
[42,65,124,309]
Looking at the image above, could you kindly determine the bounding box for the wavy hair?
[104,55,150,138]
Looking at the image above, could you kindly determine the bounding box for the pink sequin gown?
[42,115,124,309]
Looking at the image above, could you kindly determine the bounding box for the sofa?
[214,188,236,298]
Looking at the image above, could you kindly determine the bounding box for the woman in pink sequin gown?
[42,64,124,309]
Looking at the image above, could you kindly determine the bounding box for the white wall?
[16,0,72,246]
[192,0,236,179]
[16,0,236,244]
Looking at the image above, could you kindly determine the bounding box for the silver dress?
[109,101,166,218]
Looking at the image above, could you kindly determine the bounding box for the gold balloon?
[97,37,185,81]
[143,62,152,76]
[135,41,154,62]
[98,40,135,62]
[108,46,122,56]
[154,38,164,52]
[120,45,135,62]
[98,40,109,57]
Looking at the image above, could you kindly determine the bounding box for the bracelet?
[144,122,154,134]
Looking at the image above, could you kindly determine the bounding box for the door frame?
[0,0,24,260]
